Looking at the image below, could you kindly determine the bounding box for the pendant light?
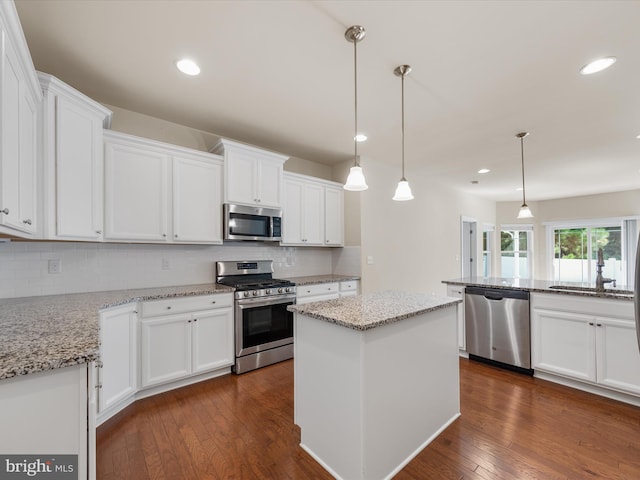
[516,132,533,219]
[343,25,368,191]
[392,65,414,201]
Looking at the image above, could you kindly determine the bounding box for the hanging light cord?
[400,71,406,180]
[520,136,527,205]
[353,36,359,167]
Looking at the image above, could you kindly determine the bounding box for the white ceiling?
[14,0,640,202]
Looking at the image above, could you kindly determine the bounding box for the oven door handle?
[236,295,296,309]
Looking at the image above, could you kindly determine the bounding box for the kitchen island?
[289,291,461,480]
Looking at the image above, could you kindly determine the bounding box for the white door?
[461,218,477,277]
[140,314,191,388]
[595,318,640,395]
[55,96,104,239]
[256,157,283,207]
[324,187,344,246]
[98,305,137,413]
[282,178,304,244]
[531,308,596,382]
[191,308,234,374]
[104,141,170,241]
[173,155,222,243]
[303,182,324,245]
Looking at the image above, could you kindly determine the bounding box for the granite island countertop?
[288,291,460,331]
[0,283,234,381]
[442,277,634,300]
[284,274,360,286]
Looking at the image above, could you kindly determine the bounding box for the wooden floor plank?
[97,358,640,479]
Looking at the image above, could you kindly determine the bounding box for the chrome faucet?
[595,248,616,291]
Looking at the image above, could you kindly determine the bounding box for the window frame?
[482,224,495,278]
[544,217,639,285]
[500,224,534,279]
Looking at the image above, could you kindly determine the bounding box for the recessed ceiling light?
[636,134,640,139]
[176,59,200,76]
[478,168,490,174]
[354,133,367,142]
[579,56,616,75]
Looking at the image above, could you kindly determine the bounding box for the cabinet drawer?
[297,282,340,298]
[141,293,233,317]
[340,281,358,293]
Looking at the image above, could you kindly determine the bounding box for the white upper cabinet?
[0,2,41,237]
[282,175,324,245]
[39,72,112,241]
[104,131,223,244]
[282,172,344,247]
[212,138,288,208]
[324,185,344,246]
[172,155,222,243]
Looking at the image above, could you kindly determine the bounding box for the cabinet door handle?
[96,230,102,235]
[162,233,167,238]
[193,318,198,322]
[588,322,594,326]
[212,301,216,304]
[175,234,178,238]
[596,323,602,327]
[22,219,32,225]
[0,208,9,215]
[166,306,172,310]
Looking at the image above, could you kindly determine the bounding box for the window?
[547,219,637,285]
[500,226,533,279]
[482,225,494,277]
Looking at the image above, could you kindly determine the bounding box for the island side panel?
[294,312,364,480]
[0,364,88,477]
[362,305,461,479]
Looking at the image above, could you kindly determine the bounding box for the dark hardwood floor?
[97,358,640,479]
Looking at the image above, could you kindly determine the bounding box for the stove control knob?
[243,291,250,298]
[252,290,258,297]
[285,287,291,293]
[265,289,271,295]
[278,287,283,293]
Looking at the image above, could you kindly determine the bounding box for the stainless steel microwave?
[223,204,282,242]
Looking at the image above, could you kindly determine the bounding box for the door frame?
[461,216,478,277]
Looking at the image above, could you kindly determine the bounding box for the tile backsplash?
[0,241,361,299]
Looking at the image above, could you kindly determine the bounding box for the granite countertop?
[442,277,634,300]
[284,274,360,286]
[0,283,234,381]
[288,291,460,331]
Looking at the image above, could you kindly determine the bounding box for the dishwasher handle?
[465,286,530,301]
[484,293,504,301]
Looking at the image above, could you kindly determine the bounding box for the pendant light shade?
[392,65,414,201]
[516,132,533,219]
[343,25,368,191]
[345,165,368,191]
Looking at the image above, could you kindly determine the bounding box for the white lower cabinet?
[296,282,340,305]
[139,294,234,389]
[531,293,640,397]
[339,280,359,297]
[446,285,466,351]
[97,304,137,423]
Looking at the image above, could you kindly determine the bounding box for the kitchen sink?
[549,285,634,296]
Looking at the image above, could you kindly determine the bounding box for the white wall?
[358,157,496,295]
[0,241,340,299]
[496,189,640,279]
[107,104,335,181]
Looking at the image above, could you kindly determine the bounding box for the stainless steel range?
[216,260,296,374]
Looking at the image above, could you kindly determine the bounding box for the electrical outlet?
[161,258,170,270]
[366,256,374,265]
[48,259,62,274]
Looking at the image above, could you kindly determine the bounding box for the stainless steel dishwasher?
[465,286,531,372]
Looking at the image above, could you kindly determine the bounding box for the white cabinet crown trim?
[38,71,112,128]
